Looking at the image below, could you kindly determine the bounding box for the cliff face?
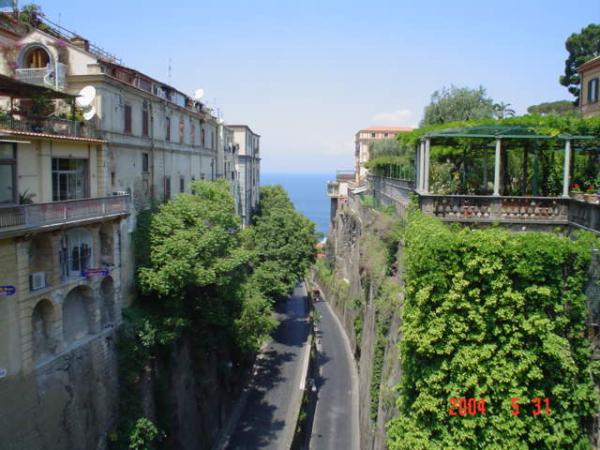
[320,195,600,450]
[317,201,404,450]
[0,331,119,450]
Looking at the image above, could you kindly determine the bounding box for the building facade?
[0,76,129,448]
[355,126,413,183]
[230,125,260,225]
[578,55,600,118]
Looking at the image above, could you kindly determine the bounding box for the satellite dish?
[193,88,204,100]
[76,86,96,108]
[83,106,96,121]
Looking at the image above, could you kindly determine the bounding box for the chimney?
[70,36,90,52]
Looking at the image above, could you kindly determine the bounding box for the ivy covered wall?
[388,211,600,450]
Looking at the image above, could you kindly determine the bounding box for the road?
[226,283,310,450]
[310,297,360,450]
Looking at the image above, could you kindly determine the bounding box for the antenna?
[83,106,97,121]
[76,86,97,121]
[168,58,172,85]
[193,88,204,100]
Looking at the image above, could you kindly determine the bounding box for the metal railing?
[0,195,130,233]
[15,63,67,91]
[0,115,97,139]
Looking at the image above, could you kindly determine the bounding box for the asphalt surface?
[226,283,310,450]
[310,298,360,450]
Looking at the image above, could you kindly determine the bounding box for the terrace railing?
[0,115,97,139]
[0,195,130,235]
[419,195,570,224]
[15,63,67,91]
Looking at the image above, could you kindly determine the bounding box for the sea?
[260,172,333,238]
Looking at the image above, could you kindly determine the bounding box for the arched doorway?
[62,286,93,344]
[32,299,55,361]
[22,46,50,69]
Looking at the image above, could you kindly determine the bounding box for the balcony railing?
[0,115,97,139]
[15,63,67,91]
[419,195,570,224]
[0,195,130,235]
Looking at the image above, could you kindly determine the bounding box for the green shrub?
[387,212,599,449]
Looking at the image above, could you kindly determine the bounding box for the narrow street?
[226,283,310,450]
[310,297,360,450]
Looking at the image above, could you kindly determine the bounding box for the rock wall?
[0,330,119,450]
[320,201,404,450]
[133,333,250,450]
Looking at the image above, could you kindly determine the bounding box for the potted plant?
[586,185,600,204]
[570,183,585,201]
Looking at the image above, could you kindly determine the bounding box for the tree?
[527,100,576,116]
[560,23,600,104]
[248,185,316,299]
[421,86,495,126]
[492,101,515,119]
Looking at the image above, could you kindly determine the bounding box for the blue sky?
[39,0,599,172]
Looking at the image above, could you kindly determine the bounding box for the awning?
[0,74,76,99]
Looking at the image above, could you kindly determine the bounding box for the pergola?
[415,125,597,197]
[0,74,75,100]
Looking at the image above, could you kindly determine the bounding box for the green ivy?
[387,212,600,449]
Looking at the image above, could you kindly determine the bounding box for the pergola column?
[493,138,501,196]
[424,138,431,194]
[417,140,425,191]
[562,139,572,198]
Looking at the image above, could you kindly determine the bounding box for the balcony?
[15,63,67,91]
[0,115,97,140]
[419,195,570,225]
[0,195,130,237]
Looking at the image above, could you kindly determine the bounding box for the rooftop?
[578,55,600,73]
[358,126,414,133]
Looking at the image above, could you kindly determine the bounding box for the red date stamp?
[449,397,551,416]
[449,398,486,416]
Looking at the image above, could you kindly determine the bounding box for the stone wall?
[0,329,119,450]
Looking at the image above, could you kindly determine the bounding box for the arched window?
[63,286,93,344]
[22,46,50,69]
[32,299,55,361]
[61,228,93,278]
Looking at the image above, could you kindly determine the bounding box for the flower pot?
[586,194,600,205]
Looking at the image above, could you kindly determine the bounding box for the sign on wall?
[0,286,16,296]
[81,268,110,278]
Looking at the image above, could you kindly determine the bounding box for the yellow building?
[0,76,129,448]
[578,55,600,117]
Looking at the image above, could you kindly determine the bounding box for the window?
[142,153,149,173]
[191,122,196,144]
[588,78,599,104]
[60,228,93,278]
[124,104,132,133]
[179,117,184,144]
[23,47,50,69]
[201,128,206,147]
[371,132,376,138]
[110,171,115,187]
[384,133,388,138]
[164,176,171,201]
[142,102,149,137]
[0,143,16,204]
[165,116,171,141]
[52,159,87,201]
[179,176,185,193]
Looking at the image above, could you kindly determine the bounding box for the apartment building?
[355,126,413,183]
[0,74,129,446]
[230,125,260,225]
[578,55,600,118]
